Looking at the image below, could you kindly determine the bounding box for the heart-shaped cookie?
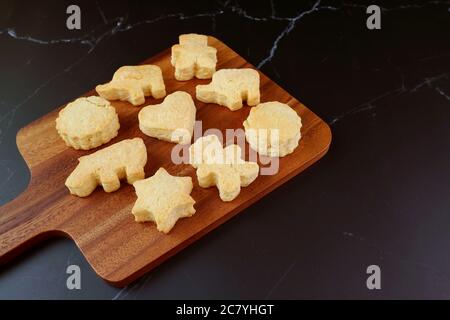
[138,91,196,145]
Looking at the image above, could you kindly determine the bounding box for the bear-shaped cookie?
[189,135,259,202]
[171,33,217,81]
[243,101,302,157]
[196,68,260,111]
[138,91,196,145]
[132,167,196,234]
[56,96,120,150]
[65,138,147,197]
[96,65,166,106]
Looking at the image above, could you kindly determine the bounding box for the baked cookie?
[171,33,217,81]
[196,68,260,111]
[65,138,147,197]
[243,101,302,157]
[96,65,166,106]
[188,134,223,167]
[138,91,196,145]
[56,96,120,150]
[132,168,196,234]
[189,135,259,202]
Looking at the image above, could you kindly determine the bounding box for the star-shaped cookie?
[132,168,196,234]
[189,135,259,202]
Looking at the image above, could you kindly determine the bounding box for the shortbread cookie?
[171,33,217,81]
[132,168,196,234]
[138,91,196,145]
[196,68,260,111]
[243,102,302,157]
[66,138,147,197]
[96,65,166,106]
[189,135,259,202]
[189,134,223,167]
[56,96,120,150]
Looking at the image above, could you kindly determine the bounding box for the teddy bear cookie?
[132,167,196,234]
[55,96,120,150]
[171,33,217,81]
[189,135,259,202]
[243,101,302,157]
[196,68,260,111]
[96,65,166,106]
[65,138,147,197]
[138,91,196,145]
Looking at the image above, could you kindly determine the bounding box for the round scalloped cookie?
[243,101,302,157]
[56,96,120,150]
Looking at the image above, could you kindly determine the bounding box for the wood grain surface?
[0,37,331,287]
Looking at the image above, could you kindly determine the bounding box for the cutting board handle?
[0,187,59,265]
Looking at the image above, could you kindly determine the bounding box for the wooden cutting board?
[0,37,331,287]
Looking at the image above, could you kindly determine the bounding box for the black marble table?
[0,0,449,299]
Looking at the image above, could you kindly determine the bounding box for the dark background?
[0,0,449,299]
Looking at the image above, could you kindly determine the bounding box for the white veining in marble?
[343,0,450,12]
[1,0,447,72]
[264,259,297,299]
[329,73,450,126]
[4,28,95,48]
[111,274,153,300]
[96,0,108,24]
[258,0,338,68]
[435,87,450,101]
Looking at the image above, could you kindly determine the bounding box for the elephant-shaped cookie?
[65,138,147,197]
[96,65,166,106]
[196,68,260,111]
